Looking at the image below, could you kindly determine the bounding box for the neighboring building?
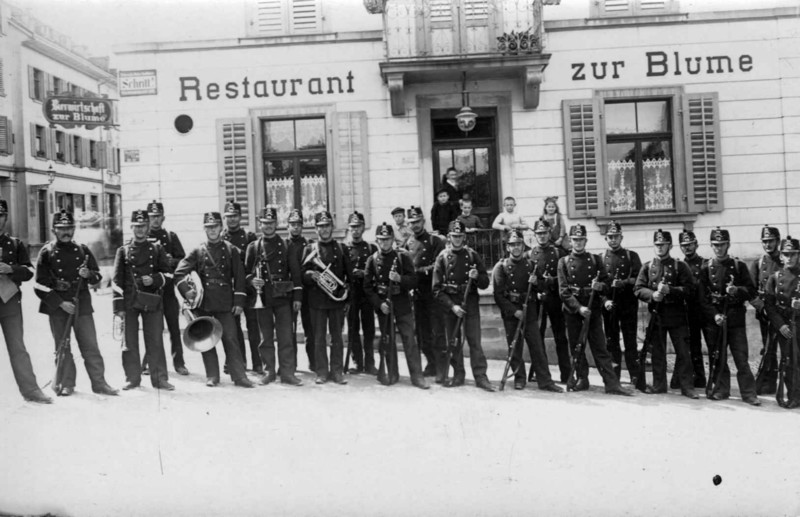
[113,0,799,261]
[0,1,122,258]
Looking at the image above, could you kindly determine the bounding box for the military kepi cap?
[259,207,277,223]
[406,206,424,223]
[52,209,75,228]
[203,212,222,227]
[0,199,8,216]
[314,210,333,226]
[448,220,466,235]
[287,209,303,224]
[347,211,365,226]
[653,229,672,244]
[131,209,149,225]
[606,220,622,235]
[146,200,164,215]
[678,230,697,245]
[780,236,800,254]
[569,224,587,238]
[375,221,394,239]
[507,229,525,244]
[760,225,780,242]
[532,217,550,234]
[710,226,730,244]
[224,200,242,216]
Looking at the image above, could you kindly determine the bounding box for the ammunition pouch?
[55,279,73,292]
[442,283,467,297]
[377,284,401,297]
[132,288,163,312]
[506,291,527,304]
[271,280,294,297]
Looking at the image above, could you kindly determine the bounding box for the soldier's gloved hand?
[579,306,591,318]
[251,277,265,289]
[726,285,737,296]
[380,302,391,315]
[452,305,466,317]
[232,306,243,317]
[657,282,670,295]
[78,266,91,279]
[652,291,664,302]
[115,310,125,318]
[792,299,800,310]
[352,269,365,279]
[293,301,302,313]
[514,309,523,320]
[141,275,154,287]
[389,271,401,283]
[468,268,478,280]
[309,271,321,283]
[714,314,727,326]
[591,280,603,292]
[528,274,538,285]
[60,301,76,315]
[604,300,614,311]
[0,262,12,274]
[185,289,197,301]
[779,324,792,339]
[538,292,545,301]
[612,279,625,289]
[750,298,765,311]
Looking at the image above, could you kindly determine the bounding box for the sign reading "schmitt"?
[119,70,158,97]
[42,96,115,129]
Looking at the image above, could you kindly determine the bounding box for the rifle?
[53,256,89,396]
[443,271,475,387]
[377,257,399,385]
[529,270,548,383]
[566,272,601,391]
[500,266,537,391]
[777,281,800,408]
[706,274,734,398]
[636,269,667,392]
[754,279,776,392]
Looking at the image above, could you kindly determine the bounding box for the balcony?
[368,0,552,115]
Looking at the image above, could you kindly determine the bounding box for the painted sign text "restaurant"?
[179,71,355,101]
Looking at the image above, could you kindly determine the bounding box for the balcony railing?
[465,229,507,269]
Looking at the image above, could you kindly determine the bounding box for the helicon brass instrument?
[303,248,349,302]
[180,271,222,353]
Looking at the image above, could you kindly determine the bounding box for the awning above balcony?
[380,53,551,116]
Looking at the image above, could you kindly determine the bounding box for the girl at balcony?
[542,196,568,251]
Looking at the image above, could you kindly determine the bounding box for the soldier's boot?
[613,363,622,381]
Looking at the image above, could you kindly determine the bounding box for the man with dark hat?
[528,217,569,382]
[301,210,353,384]
[391,206,412,249]
[246,207,303,386]
[432,219,494,391]
[557,224,631,396]
[343,211,378,374]
[750,225,782,395]
[601,220,642,383]
[34,209,119,397]
[145,200,189,376]
[285,208,315,371]
[221,200,262,375]
[430,186,459,236]
[405,206,447,379]
[699,227,760,405]
[764,236,800,408]
[173,212,254,388]
[0,199,52,403]
[493,229,563,392]
[364,222,429,389]
[634,230,698,398]
[112,209,174,391]
[675,230,709,388]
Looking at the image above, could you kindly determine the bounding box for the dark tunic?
[111,239,171,312]
[244,235,302,307]
[34,240,102,315]
[174,240,247,312]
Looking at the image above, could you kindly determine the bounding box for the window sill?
[595,212,698,233]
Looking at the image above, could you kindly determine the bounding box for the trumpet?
[113,313,128,352]
[252,256,265,309]
[303,248,349,302]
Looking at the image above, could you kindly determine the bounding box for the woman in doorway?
[542,196,568,250]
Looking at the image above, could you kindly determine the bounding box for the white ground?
[1,285,799,517]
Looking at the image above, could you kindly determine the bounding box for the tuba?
[303,247,349,302]
[180,271,223,353]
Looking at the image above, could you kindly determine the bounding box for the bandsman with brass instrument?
[301,210,353,385]
[174,212,254,388]
[750,225,782,395]
[285,208,315,371]
[112,209,174,391]
[34,210,118,397]
[675,230,709,388]
[364,222,429,389]
[222,200,263,375]
[245,207,303,386]
[699,227,760,405]
[344,211,378,374]
[764,236,800,408]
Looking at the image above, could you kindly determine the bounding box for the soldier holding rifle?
[493,229,562,392]
[363,222,429,389]
[675,230,709,388]
[34,210,118,397]
[750,225,782,395]
[634,230,698,399]
[344,211,378,375]
[245,207,302,386]
[699,227,760,406]
[432,220,494,392]
[557,224,631,396]
[285,209,315,372]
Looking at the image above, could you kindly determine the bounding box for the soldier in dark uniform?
[405,206,447,379]
[432,220,494,391]
[145,200,189,376]
[0,199,52,403]
[600,220,642,383]
[363,222,429,389]
[764,236,800,408]
[557,224,631,396]
[285,209,315,372]
[112,209,174,391]
[493,229,563,392]
[634,230,698,399]
[528,217,569,382]
[675,230,709,388]
[343,211,378,374]
[174,212,254,388]
[750,225,782,395]
[34,210,119,397]
[699,227,760,405]
[246,207,303,386]
[301,210,352,385]
[221,200,262,374]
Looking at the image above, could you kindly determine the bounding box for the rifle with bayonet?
[636,265,666,393]
[777,280,800,408]
[377,257,399,385]
[566,272,601,391]
[754,278,777,393]
[500,265,537,391]
[53,256,89,396]
[443,269,475,387]
[706,274,735,398]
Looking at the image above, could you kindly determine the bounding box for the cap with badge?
[287,209,303,224]
[569,224,587,238]
[710,226,730,244]
[780,236,799,254]
[259,207,277,223]
[131,209,149,226]
[347,211,365,227]
[314,210,333,226]
[146,200,164,215]
[391,207,405,217]
[203,212,222,227]
[406,206,424,223]
[760,225,780,242]
[52,209,75,228]
[375,222,394,239]
[507,229,525,244]
[606,220,623,236]
[678,230,697,245]
[448,220,466,235]
[224,200,242,216]
[532,217,551,234]
[653,228,672,244]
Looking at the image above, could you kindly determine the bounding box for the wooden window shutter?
[45,73,53,98]
[97,141,108,169]
[0,58,5,95]
[252,0,286,35]
[291,0,319,33]
[46,127,55,160]
[64,134,72,164]
[599,0,632,16]
[28,66,36,99]
[217,118,255,227]
[562,99,605,218]
[683,92,723,213]
[82,137,90,168]
[0,116,9,154]
[29,122,36,157]
[333,111,370,229]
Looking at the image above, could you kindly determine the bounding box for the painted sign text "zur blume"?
[179,71,355,101]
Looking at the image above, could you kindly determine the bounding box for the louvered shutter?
[683,92,723,213]
[28,66,36,99]
[217,119,255,228]
[82,138,90,168]
[29,123,36,157]
[252,0,286,35]
[0,59,5,95]
[291,0,319,33]
[64,134,72,164]
[97,141,108,169]
[598,0,632,16]
[562,99,605,218]
[333,111,370,229]
[46,128,55,160]
[0,116,9,154]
